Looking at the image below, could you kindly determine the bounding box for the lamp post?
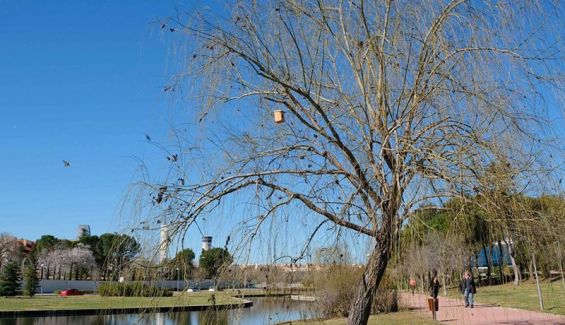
[40,263,44,294]
[176,267,180,292]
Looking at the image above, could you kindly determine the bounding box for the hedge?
[98,282,172,297]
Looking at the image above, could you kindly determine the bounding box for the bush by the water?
[314,265,362,317]
[309,265,398,318]
[98,282,172,297]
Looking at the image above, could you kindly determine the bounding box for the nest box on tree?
[273,110,285,123]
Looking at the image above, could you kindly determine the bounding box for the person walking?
[429,269,440,320]
[409,277,417,295]
[429,269,440,298]
[460,270,477,308]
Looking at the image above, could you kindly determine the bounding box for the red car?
[59,289,83,296]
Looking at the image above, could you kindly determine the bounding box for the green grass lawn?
[283,311,439,325]
[445,280,565,315]
[0,292,245,312]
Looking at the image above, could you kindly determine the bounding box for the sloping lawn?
[446,280,565,315]
[0,292,243,312]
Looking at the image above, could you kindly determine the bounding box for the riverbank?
[0,292,252,318]
[278,310,440,324]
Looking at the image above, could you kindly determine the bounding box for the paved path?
[401,293,565,325]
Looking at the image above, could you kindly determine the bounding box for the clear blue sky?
[1,1,561,264]
[0,1,183,241]
[0,1,369,263]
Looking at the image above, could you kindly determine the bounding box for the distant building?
[18,239,35,255]
[77,225,91,239]
[202,236,212,251]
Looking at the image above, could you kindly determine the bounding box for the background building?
[77,225,91,239]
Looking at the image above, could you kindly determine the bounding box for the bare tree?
[0,233,20,269]
[136,1,563,323]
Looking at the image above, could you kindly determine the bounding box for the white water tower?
[202,236,212,251]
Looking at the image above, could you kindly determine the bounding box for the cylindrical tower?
[159,225,170,263]
[202,236,212,251]
[77,225,91,239]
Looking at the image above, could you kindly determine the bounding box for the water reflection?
[0,298,319,325]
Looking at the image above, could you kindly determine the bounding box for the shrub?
[313,265,399,318]
[98,282,172,297]
[371,272,399,313]
[315,265,363,318]
[372,285,398,313]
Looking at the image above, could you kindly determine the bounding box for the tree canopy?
[199,248,233,279]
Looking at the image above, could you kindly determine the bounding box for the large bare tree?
[137,1,563,324]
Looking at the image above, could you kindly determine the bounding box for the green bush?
[98,282,172,297]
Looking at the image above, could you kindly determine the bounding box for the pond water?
[0,298,320,325]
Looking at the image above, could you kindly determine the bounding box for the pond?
[0,298,320,325]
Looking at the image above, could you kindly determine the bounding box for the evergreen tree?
[23,257,39,297]
[0,261,21,297]
[199,248,232,279]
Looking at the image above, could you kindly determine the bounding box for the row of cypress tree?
[0,257,39,297]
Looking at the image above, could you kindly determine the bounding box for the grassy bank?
[0,292,244,312]
[282,311,439,325]
[446,280,565,315]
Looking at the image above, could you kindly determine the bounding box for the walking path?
[401,293,565,325]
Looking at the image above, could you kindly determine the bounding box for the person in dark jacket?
[428,269,440,320]
[429,269,440,299]
[460,270,476,308]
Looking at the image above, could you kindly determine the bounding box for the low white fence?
[36,279,241,293]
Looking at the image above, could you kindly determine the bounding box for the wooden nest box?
[273,110,285,123]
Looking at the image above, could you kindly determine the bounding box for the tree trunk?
[420,273,424,293]
[505,238,520,285]
[532,252,544,311]
[346,240,390,325]
[497,239,504,284]
[481,240,492,285]
[556,241,565,292]
[442,272,447,296]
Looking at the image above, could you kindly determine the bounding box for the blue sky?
[0,1,182,241]
[0,1,561,264]
[0,1,369,263]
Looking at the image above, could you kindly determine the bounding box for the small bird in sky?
[62,160,71,167]
[145,134,151,141]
